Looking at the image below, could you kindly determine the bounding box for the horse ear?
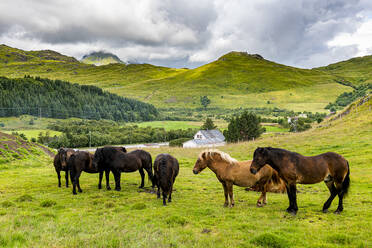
[201,152,206,160]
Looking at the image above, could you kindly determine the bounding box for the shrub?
[169,138,190,147]
[250,233,288,248]
[16,194,33,202]
[40,200,56,207]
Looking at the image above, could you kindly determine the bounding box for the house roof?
[199,129,225,142]
[184,139,225,145]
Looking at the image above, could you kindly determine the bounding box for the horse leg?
[145,167,155,189]
[162,191,167,206]
[65,171,69,188]
[138,168,145,188]
[76,170,83,193]
[113,170,121,191]
[290,184,298,214]
[322,180,337,213]
[56,169,61,187]
[168,183,173,203]
[98,171,103,189]
[257,183,268,207]
[221,182,229,207]
[226,182,234,207]
[286,184,298,214]
[334,182,345,214]
[105,169,111,190]
[285,185,293,212]
[70,168,77,195]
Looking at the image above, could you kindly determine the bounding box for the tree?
[224,111,264,142]
[201,117,217,130]
[200,96,211,109]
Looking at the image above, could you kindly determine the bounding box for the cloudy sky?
[0,0,371,68]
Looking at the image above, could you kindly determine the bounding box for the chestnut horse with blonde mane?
[192,150,285,207]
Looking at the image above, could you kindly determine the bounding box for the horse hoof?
[334,210,342,214]
[322,209,328,213]
[107,187,111,191]
[78,190,82,193]
[257,203,263,207]
[223,203,228,208]
[115,188,121,191]
[73,192,77,195]
[98,185,102,189]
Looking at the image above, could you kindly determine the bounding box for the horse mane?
[199,149,238,165]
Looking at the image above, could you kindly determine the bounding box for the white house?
[183,130,226,148]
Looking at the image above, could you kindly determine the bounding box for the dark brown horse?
[92,147,143,191]
[128,150,154,188]
[250,147,350,215]
[68,150,107,195]
[193,150,286,207]
[153,154,179,206]
[53,148,75,187]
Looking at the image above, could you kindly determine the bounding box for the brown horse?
[68,151,100,195]
[192,150,285,207]
[250,147,350,215]
[53,148,75,187]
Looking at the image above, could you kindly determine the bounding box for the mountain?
[0,44,78,64]
[80,51,125,66]
[316,55,372,86]
[0,45,354,111]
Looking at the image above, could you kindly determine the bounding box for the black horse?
[68,151,103,195]
[53,148,75,188]
[153,154,179,206]
[250,147,350,215]
[128,149,154,188]
[92,147,143,191]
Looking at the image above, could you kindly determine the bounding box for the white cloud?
[0,0,371,68]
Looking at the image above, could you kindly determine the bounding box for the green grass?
[262,125,289,133]
[0,46,354,112]
[317,55,372,85]
[131,121,202,131]
[3,130,62,139]
[0,96,371,247]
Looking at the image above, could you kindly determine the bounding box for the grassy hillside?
[0,46,352,112]
[0,96,370,247]
[0,131,54,166]
[317,55,372,86]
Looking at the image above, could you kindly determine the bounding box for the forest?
[0,76,158,122]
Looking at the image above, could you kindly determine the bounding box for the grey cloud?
[0,0,371,68]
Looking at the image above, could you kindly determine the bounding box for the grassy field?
[2,130,62,139]
[0,45,354,112]
[0,96,371,247]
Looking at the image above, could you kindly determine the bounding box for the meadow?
[0,96,371,247]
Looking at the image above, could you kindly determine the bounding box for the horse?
[192,150,286,207]
[53,148,75,188]
[128,149,154,188]
[92,147,142,191]
[153,154,179,206]
[68,151,102,195]
[250,147,350,215]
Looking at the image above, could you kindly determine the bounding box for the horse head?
[192,151,211,174]
[250,147,270,174]
[92,148,104,171]
[58,148,69,169]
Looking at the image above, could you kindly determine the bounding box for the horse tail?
[269,170,286,193]
[342,161,350,196]
[148,157,154,185]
